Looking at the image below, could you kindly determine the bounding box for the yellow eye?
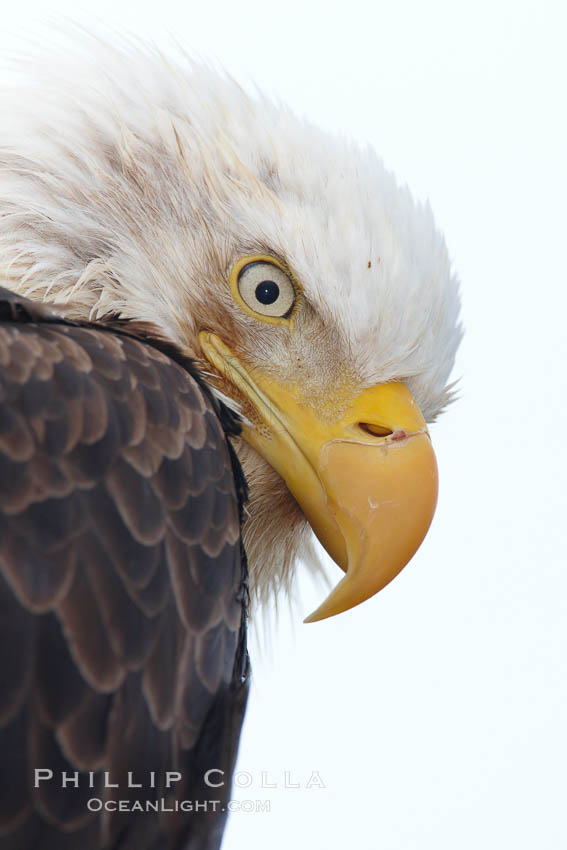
[229,255,298,324]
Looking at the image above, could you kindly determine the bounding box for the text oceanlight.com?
[86,798,271,813]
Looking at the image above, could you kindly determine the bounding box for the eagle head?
[0,37,461,620]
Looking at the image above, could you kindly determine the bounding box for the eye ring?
[228,254,300,325]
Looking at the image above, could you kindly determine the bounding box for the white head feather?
[0,34,462,606]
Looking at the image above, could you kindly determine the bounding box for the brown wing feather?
[0,289,250,850]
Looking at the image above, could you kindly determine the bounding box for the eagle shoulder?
[0,288,250,850]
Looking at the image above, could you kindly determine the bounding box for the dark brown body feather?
[0,289,250,850]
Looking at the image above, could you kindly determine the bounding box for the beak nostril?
[359,423,394,438]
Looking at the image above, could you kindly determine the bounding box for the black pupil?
[255,280,280,305]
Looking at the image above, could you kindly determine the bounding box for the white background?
[1,2,566,848]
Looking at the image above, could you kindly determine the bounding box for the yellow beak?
[200,332,438,622]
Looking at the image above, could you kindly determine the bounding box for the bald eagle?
[0,37,461,850]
